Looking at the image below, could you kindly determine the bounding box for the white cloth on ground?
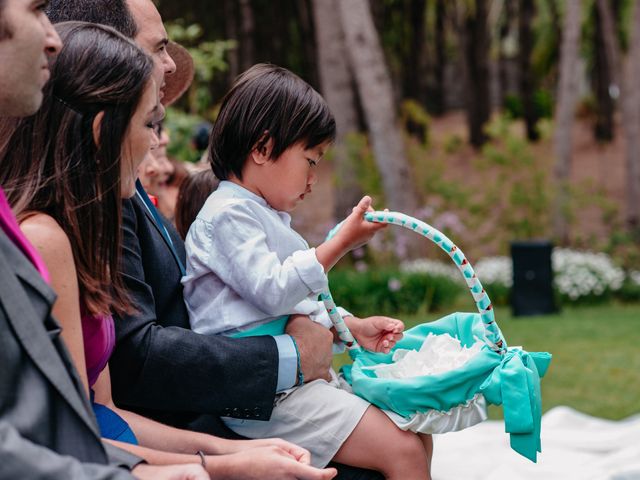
[431,406,640,480]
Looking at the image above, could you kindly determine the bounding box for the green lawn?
[333,303,640,420]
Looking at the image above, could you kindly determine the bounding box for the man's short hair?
[46,0,137,38]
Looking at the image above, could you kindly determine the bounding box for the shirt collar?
[218,180,269,208]
[217,180,292,226]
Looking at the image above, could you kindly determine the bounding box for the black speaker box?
[510,241,557,317]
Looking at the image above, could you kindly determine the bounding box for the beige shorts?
[222,370,371,467]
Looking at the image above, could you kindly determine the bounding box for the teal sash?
[230,315,289,338]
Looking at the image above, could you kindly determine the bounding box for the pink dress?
[82,307,138,444]
[81,308,115,387]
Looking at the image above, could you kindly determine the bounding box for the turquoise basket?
[322,211,552,462]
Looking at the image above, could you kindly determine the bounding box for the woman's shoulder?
[20,212,73,259]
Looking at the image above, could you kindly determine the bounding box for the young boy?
[183,64,432,478]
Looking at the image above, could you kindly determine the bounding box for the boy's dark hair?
[46,0,137,38]
[209,63,336,180]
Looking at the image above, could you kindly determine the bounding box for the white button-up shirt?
[183,181,349,336]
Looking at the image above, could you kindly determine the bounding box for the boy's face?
[0,0,62,116]
[256,140,329,212]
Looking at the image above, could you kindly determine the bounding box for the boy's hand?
[333,196,386,252]
[316,196,386,272]
[345,315,404,354]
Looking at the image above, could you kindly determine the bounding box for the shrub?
[328,269,463,317]
[553,248,625,303]
[400,248,633,307]
[401,256,513,307]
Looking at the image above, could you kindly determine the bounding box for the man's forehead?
[126,0,166,43]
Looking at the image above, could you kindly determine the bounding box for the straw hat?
[163,41,195,106]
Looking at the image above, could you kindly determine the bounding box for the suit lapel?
[0,235,100,438]
[134,193,184,272]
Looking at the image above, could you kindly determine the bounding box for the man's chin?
[13,90,44,117]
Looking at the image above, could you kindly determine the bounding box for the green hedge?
[327,269,463,317]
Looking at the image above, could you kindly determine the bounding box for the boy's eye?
[307,158,317,167]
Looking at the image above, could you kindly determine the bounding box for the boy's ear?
[251,132,273,165]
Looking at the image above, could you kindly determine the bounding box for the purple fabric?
[0,188,50,282]
[81,308,115,387]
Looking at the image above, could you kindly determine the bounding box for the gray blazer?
[0,230,139,479]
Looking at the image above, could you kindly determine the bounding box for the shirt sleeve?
[273,334,298,391]
[195,205,328,317]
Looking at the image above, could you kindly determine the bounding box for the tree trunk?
[553,0,582,244]
[621,1,640,230]
[461,0,491,148]
[238,0,255,71]
[295,0,320,89]
[498,0,517,108]
[223,0,239,81]
[312,0,363,220]
[431,0,446,115]
[520,0,540,141]
[596,0,622,86]
[338,0,420,254]
[404,0,427,106]
[592,4,615,141]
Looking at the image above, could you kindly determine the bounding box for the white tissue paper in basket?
[364,333,488,434]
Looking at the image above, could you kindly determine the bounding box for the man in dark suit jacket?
[0,2,206,479]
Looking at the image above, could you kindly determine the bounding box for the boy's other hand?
[345,315,404,354]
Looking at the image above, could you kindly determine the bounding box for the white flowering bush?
[400,258,459,282]
[401,256,513,306]
[401,248,633,305]
[552,248,624,301]
[474,257,513,288]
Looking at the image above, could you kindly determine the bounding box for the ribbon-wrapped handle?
[323,211,506,354]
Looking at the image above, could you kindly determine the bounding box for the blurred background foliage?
[156,0,640,278]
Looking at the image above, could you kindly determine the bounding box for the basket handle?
[322,211,506,354]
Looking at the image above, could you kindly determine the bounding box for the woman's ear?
[250,132,273,165]
[92,111,105,147]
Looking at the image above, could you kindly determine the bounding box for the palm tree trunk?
[520,0,540,141]
[621,1,640,229]
[338,0,420,256]
[312,0,363,220]
[337,0,418,214]
[553,0,582,244]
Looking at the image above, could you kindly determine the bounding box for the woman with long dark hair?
[0,21,333,480]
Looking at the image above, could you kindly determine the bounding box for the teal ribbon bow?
[480,348,552,462]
